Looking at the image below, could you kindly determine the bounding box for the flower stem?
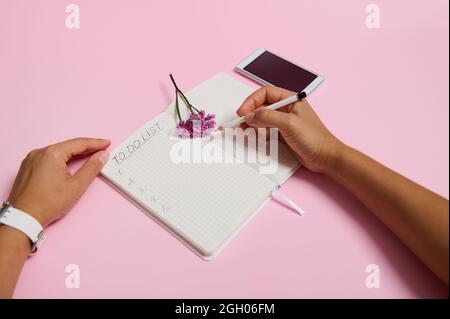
[175,90,182,122]
[169,74,199,115]
[180,93,199,114]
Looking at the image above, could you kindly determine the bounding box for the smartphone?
[235,48,324,95]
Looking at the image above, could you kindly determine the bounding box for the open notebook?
[101,73,299,260]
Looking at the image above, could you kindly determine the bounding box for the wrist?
[7,199,48,228]
[320,139,350,177]
[0,224,32,254]
[1,201,46,255]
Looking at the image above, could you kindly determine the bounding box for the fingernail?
[245,113,255,124]
[98,151,109,165]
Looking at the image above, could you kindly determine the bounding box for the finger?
[236,86,295,116]
[50,138,111,162]
[72,151,109,192]
[245,108,294,130]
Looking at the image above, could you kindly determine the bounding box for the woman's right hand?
[236,86,343,174]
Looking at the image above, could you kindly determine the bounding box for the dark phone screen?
[243,51,318,92]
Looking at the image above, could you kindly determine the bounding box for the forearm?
[326,143,449,284]
[0,226,30,298]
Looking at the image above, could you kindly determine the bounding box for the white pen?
[220,91,307,128]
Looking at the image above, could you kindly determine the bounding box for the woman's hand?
[7,138,110,227]
[237,86,342,174]
[238,86,449,284]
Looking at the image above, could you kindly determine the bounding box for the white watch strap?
[0,204,45,254]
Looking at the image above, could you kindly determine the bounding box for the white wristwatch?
[0,201,45,256]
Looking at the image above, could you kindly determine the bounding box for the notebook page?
[222,133,300,185]
[165,73,300,184]
[101,112,276,258]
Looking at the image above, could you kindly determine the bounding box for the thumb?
[73,151,109,191]
[245,108,293,130]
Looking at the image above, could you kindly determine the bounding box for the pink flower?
[176,109,216,139]
[170,74,216,139]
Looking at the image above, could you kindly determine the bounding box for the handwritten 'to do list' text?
[112,122,162,165]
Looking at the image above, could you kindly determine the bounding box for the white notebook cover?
[101,73,299,260]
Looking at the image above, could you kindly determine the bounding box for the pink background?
[0,0,448,298]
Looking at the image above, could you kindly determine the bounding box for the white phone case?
[235,48,324,95]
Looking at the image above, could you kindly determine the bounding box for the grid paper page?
[101,112,276,258]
